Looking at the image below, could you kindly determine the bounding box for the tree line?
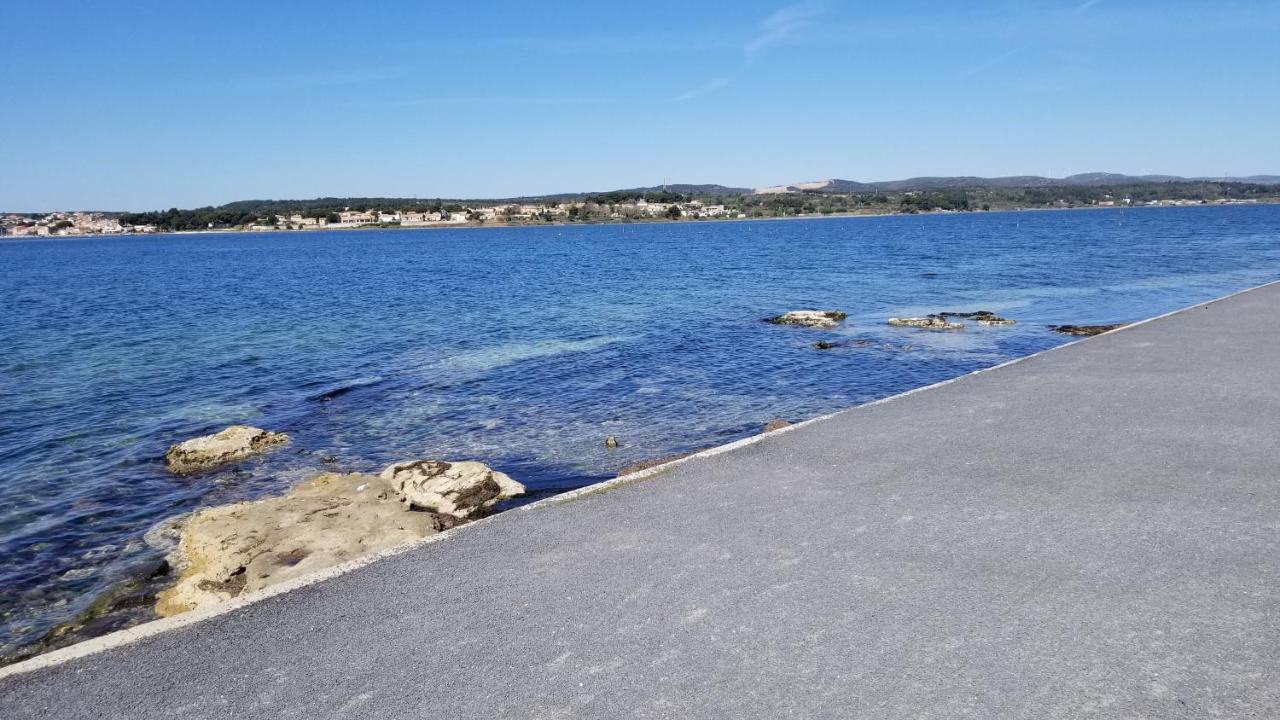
[110,181,1278,231]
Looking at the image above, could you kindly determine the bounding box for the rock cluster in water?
[154,460,525,617]
[767,310,848,329]
[163,425,290,474]
[940,310,1017,326]
[888,310,1017,331]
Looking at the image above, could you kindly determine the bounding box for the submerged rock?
[379,459,525,520]
[616,451,698,477]
[1,558,173,668]
[618,418,795,478]
[816,338,912,351]
[164,425,289,474]
[144,512,189,551]
[155,463,524,617]
[1050,324,1126,336]
[767,310,848,329]
[887,316,964,331]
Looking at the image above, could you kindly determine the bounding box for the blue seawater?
[1,205,1279,654]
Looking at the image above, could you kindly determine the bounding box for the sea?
[2,204,1278,659]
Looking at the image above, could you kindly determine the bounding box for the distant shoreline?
[3,200,1276,242]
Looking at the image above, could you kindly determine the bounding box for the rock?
[154,461,525,617]
[813,340,840,350]
[767,310,848,329]
[156,472,432,616]
[605,436,619,449]
[379,459,525,520]
[762,419,792,433]
[887,316,964,331]
[1050,324,1126,336]
[164,425,289,474]
[616,451,698,477]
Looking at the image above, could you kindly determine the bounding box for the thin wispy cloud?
[1072,0,1104,15]
[674,3,827,102]
[744,3,827,60]
[673,77,733,102]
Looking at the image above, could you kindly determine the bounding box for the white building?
[339,210,376,225]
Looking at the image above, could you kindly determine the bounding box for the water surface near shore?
[2,205,1279,657]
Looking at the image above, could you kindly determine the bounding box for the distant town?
[3,174,1278,237]
[0,200,737,237]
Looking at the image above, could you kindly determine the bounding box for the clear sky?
[2,0,1278,211]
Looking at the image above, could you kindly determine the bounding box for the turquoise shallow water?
[1,205,1279,655]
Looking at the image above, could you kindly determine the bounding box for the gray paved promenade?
[3,284,1279,718]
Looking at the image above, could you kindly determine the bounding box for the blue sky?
[2,0,1278,211]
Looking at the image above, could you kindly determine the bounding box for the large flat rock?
[3,283,1279,718]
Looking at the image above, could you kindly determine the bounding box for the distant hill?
[753,173,1280,194]
[754,179,871,194]
[1059,172,1180,185]
[518,184,752,201]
